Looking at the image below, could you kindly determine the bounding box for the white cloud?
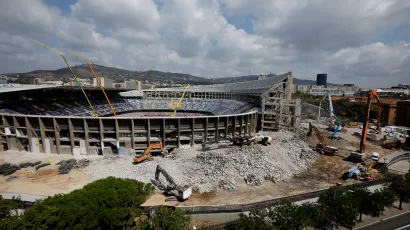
[0,0,409,88]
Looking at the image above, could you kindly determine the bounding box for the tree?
[268,201,302,229]
[318,187,359,228]
[22,177,154,229]
[352,187,374,222]
[371,188,395,215]
[297,203,333,230]
[139,206,191,230]
[0,196,22,230]
[234,207,276,230]
[389,174,410,209]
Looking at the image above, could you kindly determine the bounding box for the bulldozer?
[152,164,192,200]
[134,141,168,164]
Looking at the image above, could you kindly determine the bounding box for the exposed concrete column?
[131,119,135,149]
[215,117,219,140]
[191,118,195,146]
[294,98,301,129]
[177,118,181,147]
[232,116,236,137]
[53,118,60,154]
[25,117,33,152]
[162,119,166,148]
[68,118,75,155]
[147,119,151,146]
[204,117,208,142]
[239,115,243,135]
[83,118,89,155]
[115,119,119,141]
[99,119,104,150]
[224,117,228,137]
[39,118,47,153]
[244,115,249,135]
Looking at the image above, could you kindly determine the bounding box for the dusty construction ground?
[0,128,390,206]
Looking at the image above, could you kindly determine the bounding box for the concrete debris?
[0,163,18,176]
[57,159,91,174]
[18,161,41,169]
[0,161,43,176]
[218,180,236,190]
[85,130,316,193]
[35,163,50,171]
[7,175,19,181]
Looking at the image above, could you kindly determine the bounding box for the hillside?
[7,64,319,85]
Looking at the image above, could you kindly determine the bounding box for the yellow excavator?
[133,141,168,163]
[308,122,339,155]
[169,84,190,117]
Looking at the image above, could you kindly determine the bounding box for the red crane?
[359,90,381,153]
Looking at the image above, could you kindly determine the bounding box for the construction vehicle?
[350,90,381,162]
[309,122,339,155]
[134,141,168,163]
[169,84,190,117]
[317,94,341,130]
[152,165,192,200]
[201,134,272,151]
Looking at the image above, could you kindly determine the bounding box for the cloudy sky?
[0,0,409,87]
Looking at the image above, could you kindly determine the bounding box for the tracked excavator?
[152,165,192,200]
[308,122,338,155]
[134,141,168,163]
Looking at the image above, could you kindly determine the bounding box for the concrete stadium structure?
[0,72,300,155]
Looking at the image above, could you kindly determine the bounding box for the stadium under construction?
[0,72,300,155]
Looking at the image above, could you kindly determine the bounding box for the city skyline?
[0,0,409,88]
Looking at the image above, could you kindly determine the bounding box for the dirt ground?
[0,151,98,196]
[0,127,390,206]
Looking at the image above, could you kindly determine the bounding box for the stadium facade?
[0,72,300,155]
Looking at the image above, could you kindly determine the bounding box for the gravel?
[85,130,316,193]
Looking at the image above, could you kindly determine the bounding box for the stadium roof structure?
[0,84,128,94]
[0,84,60,93]
[149,72,291,95]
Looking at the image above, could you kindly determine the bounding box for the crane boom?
[169,84,190,117]
[359,90,381,153]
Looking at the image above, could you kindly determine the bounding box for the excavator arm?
[154,165,192,200]
[360,90,381,153]
[134,141,163,163]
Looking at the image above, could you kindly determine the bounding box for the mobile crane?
[317,93,341,138]
[350,90,381,161]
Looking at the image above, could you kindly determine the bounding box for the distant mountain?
[7,64,323,85]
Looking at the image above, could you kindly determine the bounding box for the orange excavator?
[134,141,168,163]
[350,90,381,161]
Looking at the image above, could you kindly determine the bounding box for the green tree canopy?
[0,196,21,230]
[389,174,410,209]
[22,177,154,230]
[139,206,191,230]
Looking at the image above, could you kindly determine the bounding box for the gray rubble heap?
[85,130,316,193]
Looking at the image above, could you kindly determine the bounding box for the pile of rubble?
[85,130,316,193]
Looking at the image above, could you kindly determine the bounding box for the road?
[355,212,410,230]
